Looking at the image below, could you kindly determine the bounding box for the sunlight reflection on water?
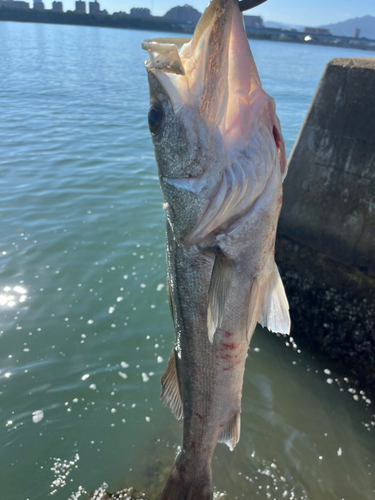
[0,285,28,307]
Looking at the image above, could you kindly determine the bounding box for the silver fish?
[142,0,290,498]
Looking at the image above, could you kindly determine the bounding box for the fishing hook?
[238,0,267,12]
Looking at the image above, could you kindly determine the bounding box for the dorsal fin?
[161,349,183,420]
[207,247,234,343]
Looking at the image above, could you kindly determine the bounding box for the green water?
[0,21,374,500]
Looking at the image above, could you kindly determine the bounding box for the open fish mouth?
[142,0,257,111]
[142,0,286,245]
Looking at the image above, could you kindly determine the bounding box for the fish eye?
[148,103,164,136]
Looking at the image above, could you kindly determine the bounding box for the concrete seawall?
[277,57,375,389]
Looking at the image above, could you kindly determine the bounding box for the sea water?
[0,21,374,500]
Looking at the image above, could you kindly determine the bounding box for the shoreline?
[1,7,375,52]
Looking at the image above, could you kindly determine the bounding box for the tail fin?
[160,463,212,500]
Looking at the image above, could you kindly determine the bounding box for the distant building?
[130,7,150,17]
[163,4,201,24]
[33,0,44,10]
[89,0,99,14]
[353,27,361,38]
[52,1,63,11]
[112,10,128,17]
[75,0,85,13]
[243,15,263,29]
[0,0,30,9]
[304,27,330,35]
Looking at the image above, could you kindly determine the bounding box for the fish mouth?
[142,0,258,111]
[143,0,286,246]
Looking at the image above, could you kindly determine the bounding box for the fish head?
[143,0,287,246]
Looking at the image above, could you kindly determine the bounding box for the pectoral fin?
[218,408,241,451]
[207,248,234,343]
[258,264,290,335]
[161,349,183,420]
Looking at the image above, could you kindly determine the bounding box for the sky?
[42,0,375,27]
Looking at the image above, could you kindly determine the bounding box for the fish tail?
[160,462,212,500]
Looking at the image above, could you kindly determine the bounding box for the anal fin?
[161,349,183,420]
[258,263,290,335]
[218,409,241,451]
[207,247,234,343]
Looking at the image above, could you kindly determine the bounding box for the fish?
[142,0,290,498]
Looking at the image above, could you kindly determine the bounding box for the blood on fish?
[221,343,236,350]
[224,331,233,337]
[220,354,232,360]
[195,412,204,422]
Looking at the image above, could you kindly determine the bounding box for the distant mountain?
[319,15,375,39]
[264,21,304,31]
